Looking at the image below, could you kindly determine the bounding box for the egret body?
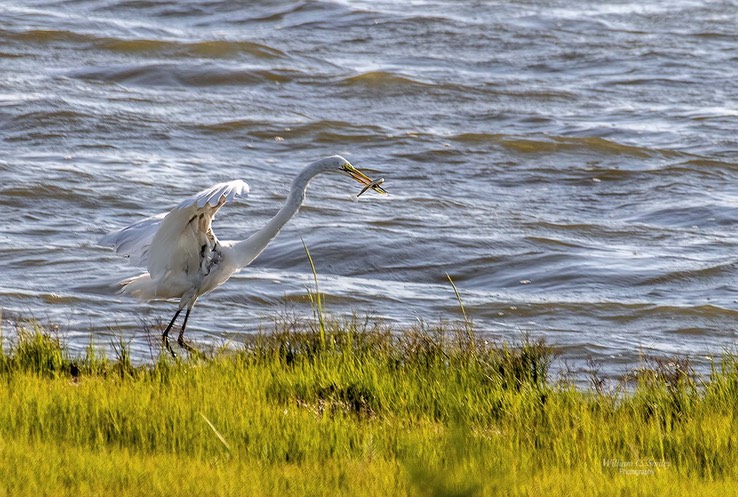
[101,156,386,356]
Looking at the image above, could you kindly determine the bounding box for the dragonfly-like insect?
[357,177,386,197]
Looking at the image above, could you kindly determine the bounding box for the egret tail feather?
[117,273,158,300]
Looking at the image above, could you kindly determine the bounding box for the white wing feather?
[99,212,167,267]
[101,180,249,276]
[147,180,249,280]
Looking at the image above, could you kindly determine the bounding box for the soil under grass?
[1,316,738,496]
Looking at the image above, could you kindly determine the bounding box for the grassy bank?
[1,317,738,496]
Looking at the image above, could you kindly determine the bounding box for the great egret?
[101,155,387,356]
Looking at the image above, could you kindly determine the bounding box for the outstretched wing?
[147,180,249,280]
[101,180,249,278]
[100,212,167,267]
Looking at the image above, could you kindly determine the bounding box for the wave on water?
[253,120,392,143]
[452,133,670,158]
[67,63,299,87]
[2,28,90,43]
[99,38,286,60]
[194,119,393,148]
[341,70,434,89]
[0,183,102,210]
[0,96,86,129]
[2,108,89,134]
[465,299,738,324]
[637,262,737,287]
[628,204,738,228]
[3,28,286,59]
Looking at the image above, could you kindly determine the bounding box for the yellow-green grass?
[1,318,738,496]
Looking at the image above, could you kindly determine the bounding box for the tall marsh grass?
[2,314,738,496]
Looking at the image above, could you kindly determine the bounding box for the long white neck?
[232,158,338,268]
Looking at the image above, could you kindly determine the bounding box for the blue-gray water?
[1,0,738,379]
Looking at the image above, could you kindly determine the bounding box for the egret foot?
[177,336,202,358]
[163,333,177,358]
[174,307,202,357]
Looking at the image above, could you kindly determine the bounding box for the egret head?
[334,156,387,196]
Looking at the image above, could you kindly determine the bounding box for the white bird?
[100,155,386,356]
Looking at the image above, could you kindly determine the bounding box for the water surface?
[1,0,738,379]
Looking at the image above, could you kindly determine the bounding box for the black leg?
[162,308,182,358]
[177,307,201,356]
[177,307,193,351]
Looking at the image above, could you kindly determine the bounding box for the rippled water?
[1,0,737,379]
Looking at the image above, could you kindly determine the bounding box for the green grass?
[1,315,738,496]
